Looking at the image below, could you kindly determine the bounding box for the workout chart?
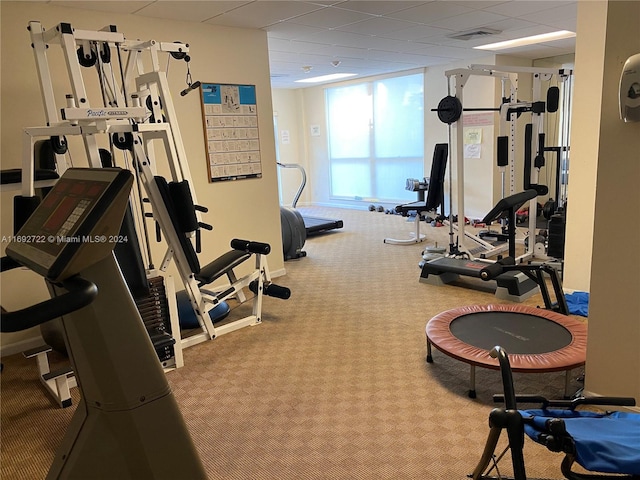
[200,83,262,182]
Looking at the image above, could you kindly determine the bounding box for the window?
[327,73,424,203]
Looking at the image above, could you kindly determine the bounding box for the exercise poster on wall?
[200,83,262,182]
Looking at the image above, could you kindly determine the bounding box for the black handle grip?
[230,238,271,255]
[180,81,201,96]
[198,222,213,231]
[1,276,98,333]
[494,395,637,411]
[194,204,208,213]
[493,394,549,405]
[547,86,560,113]
[1,256,22,273]
[490,346,518,410]
[569,396,636,409]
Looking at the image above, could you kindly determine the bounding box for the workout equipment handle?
[0,261,98,332]
[490,346,518,410]
[230,238,271,255]
[180,81,201,96]
[493,394,636,410]
[480,257,516,280]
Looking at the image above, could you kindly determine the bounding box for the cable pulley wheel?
[77,46,97,67]
[170,41,187,60]
[146,95,163,111]
[99,42,111,63]
[112,132,134,151]
[435,95,463,124]
[50,136,68,155]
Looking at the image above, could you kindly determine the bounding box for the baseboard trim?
[271,267,287,278]
[1,335,45,358]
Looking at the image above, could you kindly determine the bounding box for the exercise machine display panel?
[7,168,132,281]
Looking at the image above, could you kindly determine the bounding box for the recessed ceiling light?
[474,30,576,51]
[295,73,357,84]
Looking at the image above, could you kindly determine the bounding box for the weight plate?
[437,95,463,124]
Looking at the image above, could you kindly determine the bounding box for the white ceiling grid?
[48,0,578,88]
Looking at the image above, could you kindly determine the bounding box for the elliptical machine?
[1,168,207,479]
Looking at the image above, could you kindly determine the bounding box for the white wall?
[272,55,568,223]
[272,89,309,207]
[574,0,640,400]
[273,61,506,217]
[0,2,284,349]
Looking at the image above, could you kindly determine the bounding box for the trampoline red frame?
[426,304,588,398]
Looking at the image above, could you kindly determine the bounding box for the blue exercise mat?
[521,409,640,475]
[565,291,589,317]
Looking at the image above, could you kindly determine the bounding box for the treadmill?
[277,162,343,236]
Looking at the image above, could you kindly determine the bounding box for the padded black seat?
[395,199,432,215]
[1,169,59,185]
[195,250,251,286]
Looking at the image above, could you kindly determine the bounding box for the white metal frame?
[443,65,573,261]
[14,21,279,376]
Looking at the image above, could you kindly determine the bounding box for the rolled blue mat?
[565,291,589,317]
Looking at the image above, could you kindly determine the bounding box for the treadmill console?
[7,168,133,282]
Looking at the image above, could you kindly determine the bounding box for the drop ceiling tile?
[518,3,577,23]
[302,29,374,49]
[291,40,336,55]
[50,0,153,15]
[204,1,325,29]
[266,22,327,39]
[388,2,475,24]
[485,1,573,18]
[334,1,428,16]
[290,5,375,28]
[379,24,455,42]
[447,1,507,9]
[133,1,250,23]
[481,17,538,34]
[335,17,420,36]
[425,11,509,30]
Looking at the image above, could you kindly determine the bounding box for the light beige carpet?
[1,206,585,479]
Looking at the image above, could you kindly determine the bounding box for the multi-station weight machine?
[2,21,290,406]
[421,64,573,302]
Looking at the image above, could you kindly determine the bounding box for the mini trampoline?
[426,304,587,398]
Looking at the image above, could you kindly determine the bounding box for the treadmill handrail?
[277,162,307,208]
[0,258,98,332]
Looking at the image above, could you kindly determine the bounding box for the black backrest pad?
[154,176,200,274]
[168,180,199,233]
[114,203,150,299]
[425,143,448,211]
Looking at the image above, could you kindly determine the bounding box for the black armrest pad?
[195,250,251,285]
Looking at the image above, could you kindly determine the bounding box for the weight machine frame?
[15,21,283,376]
[442,64,573,261]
